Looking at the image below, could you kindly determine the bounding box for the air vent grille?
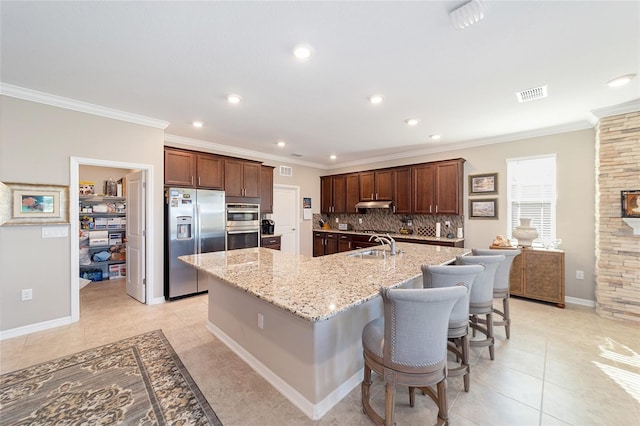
[279,165,293,177]
[516,85,548,103]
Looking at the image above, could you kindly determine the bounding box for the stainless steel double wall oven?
[225,203,260,250]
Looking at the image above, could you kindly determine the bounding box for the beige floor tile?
[3,279,640,425]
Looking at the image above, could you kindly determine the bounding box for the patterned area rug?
[0,330,222,425]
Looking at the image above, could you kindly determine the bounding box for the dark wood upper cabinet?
[164,148,195,187]
[260,165,274,213]
[225,159,260,198]
[434,160,463,215]
[412,159,464,215]
[393,167,412,214]
[196,153,224,189]
[345,173,360,213]
[412,163,436,214]
[359,170,393,201]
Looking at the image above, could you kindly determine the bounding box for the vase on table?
[513,218,538,247]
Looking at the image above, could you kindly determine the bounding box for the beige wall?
[0,95,165,332]
[329,129,597,302]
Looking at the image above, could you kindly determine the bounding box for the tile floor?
[1,279,639,425]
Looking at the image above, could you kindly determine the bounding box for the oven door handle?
[226,229,259,235]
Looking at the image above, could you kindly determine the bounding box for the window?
[507,155,556,246]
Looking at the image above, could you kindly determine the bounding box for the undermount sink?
[347,248,387,259]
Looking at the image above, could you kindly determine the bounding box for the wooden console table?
[509,248,565,308]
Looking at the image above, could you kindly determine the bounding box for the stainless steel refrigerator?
[165,188,225,299]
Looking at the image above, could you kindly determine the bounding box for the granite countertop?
[179,243,470,323]
[313,228,465,244]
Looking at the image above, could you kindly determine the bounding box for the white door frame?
[273,184,300,255]
[70,157,155,321]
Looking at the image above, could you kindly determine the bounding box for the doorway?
[70,157,155,322]
[272,185,300,254]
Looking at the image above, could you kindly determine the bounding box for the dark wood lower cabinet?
[313,232,338,256]
[261,235,281,250]
[510,248,565,307]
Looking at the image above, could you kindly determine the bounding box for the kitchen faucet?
[369,233,397,255]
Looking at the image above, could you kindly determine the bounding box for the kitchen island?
[180,243,469,419]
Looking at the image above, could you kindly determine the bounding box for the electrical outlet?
[335,218,339,223]
[576,270,584,280]
[445,221,451,227]
[21,289,33,301]
[358,218,363,224]
[257,313,264,329]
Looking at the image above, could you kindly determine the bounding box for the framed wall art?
[621,190,640,218]
[469,198,498,220]
[469,172,498,195]
[0,182,69,226]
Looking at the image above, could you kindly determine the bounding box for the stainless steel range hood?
[355,200,393,209]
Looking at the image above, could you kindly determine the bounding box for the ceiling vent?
[279,165,293,177]
[516,85,548,103]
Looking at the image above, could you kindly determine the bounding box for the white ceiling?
[1,1,639,168]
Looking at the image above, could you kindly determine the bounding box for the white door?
[126,170,146,303]
[273,185,299,254]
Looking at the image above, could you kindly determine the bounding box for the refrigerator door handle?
[195,204,201,254]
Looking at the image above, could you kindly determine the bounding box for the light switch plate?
[42,226,69,238]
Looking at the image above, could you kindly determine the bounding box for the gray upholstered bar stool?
[472,248,521,339]
[422,264,484,392]
[362,285,467,426]
[456,254,504,360]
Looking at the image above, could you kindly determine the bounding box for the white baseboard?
[565,296,596,308]
[207,321,361,420]
[0,316,74,341]
[149,296,166,305]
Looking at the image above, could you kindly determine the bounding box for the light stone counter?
[179,242,470,322]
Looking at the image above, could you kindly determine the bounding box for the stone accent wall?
[596,110,640,322]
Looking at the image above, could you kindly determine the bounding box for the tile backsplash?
[313,209,463,237]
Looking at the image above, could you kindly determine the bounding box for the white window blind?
[507,156,556,246]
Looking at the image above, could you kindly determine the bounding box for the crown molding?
[591,98,640,120]
[164,134,327,170]
[0,83,170,129]
[328,120,594,170]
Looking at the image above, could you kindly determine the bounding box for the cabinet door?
[260,166,274,213]
[313,232,325,257]
[412,164,435,214]
[509,253,524,296]
[326,233,339,255]
[523,250,564,304]
[338,234,352,252]
[224,159,244,196]
[165,148,194,186]
[359,172,375,201]
[320,176,333,213]
[243,162,261,197]
[393,167,411,214]
[332,175,347,213]
[375,170,393,200]
[434,161,462,215]
[196,153,224,189]
[345,174,360,213]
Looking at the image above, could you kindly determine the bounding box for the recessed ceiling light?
[192,121,203,128]
[405,118,419,126]
[429,134,441,141]
[227,94,242,104]
[607,74,636,88]
[276,141,286,147]
[293,44,313,61]
[330,155,337,160]
[369,94,384,105]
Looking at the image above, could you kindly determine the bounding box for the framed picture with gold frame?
[0,182,69,226]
